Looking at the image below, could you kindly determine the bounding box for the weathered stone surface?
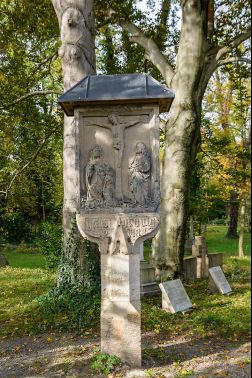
[101,253,141,367]
[209,266,232,295]
[196,252,209,279]
[77,213,159,248]
[183,256,197,282]
[208,253,223,269]
[75,105,161,213]
[140,261,159,296]
[192,236,208,257]
[159,279,193,314]
[0,253,9,267]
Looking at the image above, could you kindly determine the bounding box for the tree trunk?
[238,196,246,258]
[152,0,207,280]
[226,191,239,239]
[51,0,96,243]
[51,0,100,288]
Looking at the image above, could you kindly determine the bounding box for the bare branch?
[2,123,62,199]
[106,9,174,87]
[0,90,62,109]
[198,27,251,101]
[217,56,251,67]
[207,27,251,61]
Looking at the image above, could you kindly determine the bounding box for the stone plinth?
[208,253,223,270]
[183,253,223,282]
[77,212,159,367]
[101,253,141,367]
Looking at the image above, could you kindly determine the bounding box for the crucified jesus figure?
[89,113,148,201]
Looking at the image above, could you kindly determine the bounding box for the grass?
[0,267,56,337]
[142,256,251,340]
[206,226,251,257]
[3,248,46,269]
[144,225,251,258]
[0,227,251,340]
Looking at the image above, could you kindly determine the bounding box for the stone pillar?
[101,252,141,367]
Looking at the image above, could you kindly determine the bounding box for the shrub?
[37,217,101,331]
[1,212,32,243]
[36,222,62,268]
[91,353,121,375]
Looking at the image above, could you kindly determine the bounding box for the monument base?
[100,253,141,367]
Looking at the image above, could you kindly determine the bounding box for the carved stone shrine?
[58,74,174,367]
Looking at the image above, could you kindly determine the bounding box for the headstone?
[139,242,144,261]
[183,256,197,282]
[159,279,193,314]
[192,235,208,257]
[208,253,223,270]
[0,253,9,267]
[58,74,174,367]
[209,266,232,295]
[140,260,159,296]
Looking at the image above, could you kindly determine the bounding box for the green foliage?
[0,212,32,243]
[90,352,121,375]
[38,217,101,331]
[36,221,62,268]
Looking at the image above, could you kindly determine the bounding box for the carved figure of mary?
[129,142,151,207]
[85,144,107,208]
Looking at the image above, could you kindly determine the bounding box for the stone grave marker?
[209,266,232,295]
[159,279,193,314]
[58,73,174,367]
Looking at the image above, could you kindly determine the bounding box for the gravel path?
[0,332,250,377]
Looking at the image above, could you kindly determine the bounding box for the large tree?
[50,0,96,243]
[1,0,250,281]
[95,0,251,279]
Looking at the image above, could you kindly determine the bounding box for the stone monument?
[58,74,174,367]
[209,266,232,295]
[159,279,193,314]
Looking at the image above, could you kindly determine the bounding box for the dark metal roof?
[58,74,174,116]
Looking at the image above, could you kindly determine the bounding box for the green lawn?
[0,229,251,339]
[206,226,251,257]
[3,249,47,269]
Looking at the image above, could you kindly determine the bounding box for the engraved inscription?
[79,214,159,247]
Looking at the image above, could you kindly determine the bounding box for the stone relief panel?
[78,107,160,212]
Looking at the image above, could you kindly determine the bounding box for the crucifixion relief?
[87,113,149,201]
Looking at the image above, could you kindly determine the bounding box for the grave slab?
[209,266,232,295]
[159,279,193,314]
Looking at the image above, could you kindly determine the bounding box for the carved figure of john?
[129,142,151,207]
